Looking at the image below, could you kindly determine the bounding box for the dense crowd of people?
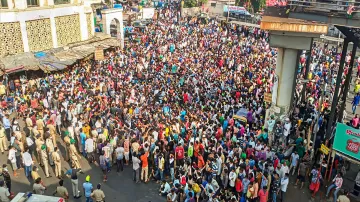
[0,8,358,202]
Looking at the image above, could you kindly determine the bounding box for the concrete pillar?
[50,17,58,48]
[48,0,54,6]
[7,0,15,9]
[19,20,30,52]
[273,48,299,114]
[78,6,88,40]
[14,0,27,9]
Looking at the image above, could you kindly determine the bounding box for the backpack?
[192,183,200,193]
[180,175,186,185]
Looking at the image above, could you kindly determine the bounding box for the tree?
[183,0,197,8]
[198,0,208,5]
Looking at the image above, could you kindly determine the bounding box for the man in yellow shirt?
[82,123,91,138]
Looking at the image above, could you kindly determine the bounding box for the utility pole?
[326,38,349,138]
[338,43,358,122]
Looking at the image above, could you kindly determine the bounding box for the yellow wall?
[0,22,24,57]
[55,14,81,46]
[26,18,53,52]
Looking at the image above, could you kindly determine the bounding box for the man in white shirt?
[283,118,291,145]
[115,144,125,172]
[280,161,289,179]
[22,148,33,178]
[228,168,236,188]
[132,152,141,183]
[85,137,95,163]
[290,151,299,175]
[280,173,289,202]
[0,181,10,202]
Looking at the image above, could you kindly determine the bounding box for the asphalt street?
[0,117,165,202]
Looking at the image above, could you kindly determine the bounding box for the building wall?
[0,22,24,56]
[0,4,95,56]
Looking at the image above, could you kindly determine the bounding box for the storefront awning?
[0,36,119,75]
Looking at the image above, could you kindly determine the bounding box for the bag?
[192,183,200,193]
[180,175,186,185]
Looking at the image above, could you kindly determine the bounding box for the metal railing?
[288,0,360,15]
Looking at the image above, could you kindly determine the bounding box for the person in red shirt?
[258,186,268,202]
[175,143,185,166]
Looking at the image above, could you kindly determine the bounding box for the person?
[7,146,17,176]
[159,180,171,196]
[65,166,82,199]
[83,175,93,202]
[91,183,105,202]
[53,179,69,200]
[22,147,33,179]
[352,169,360,196]
[52,147,62,178]
[289,151,299,175]
[167,188,177,202]
[0,180,11,202]
[99,151,108,182]
[258,185,268,202]
[326,172,343,201]
[0,125,8,154]
[85,135,95,163]
[352,93,360,114]
[271,173,280,202]
[132,152,141,183]
[337,190,350,202]
[140,151,149,182]
[2,164,11,193]
[41,144,51,178]
[280,173,289,202]
[115,143,124,172]
[295,159,307,189]
[33,177,46,195]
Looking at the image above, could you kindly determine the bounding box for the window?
[27,0,38,6]
[211,2,216,7]
[54,0,70,5]
[0,0,8,8]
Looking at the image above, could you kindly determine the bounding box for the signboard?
[264,93,272,103]
[223,6,250,15]
[94,47,104,60]
[320,144,330,155]
[333,123,360,161]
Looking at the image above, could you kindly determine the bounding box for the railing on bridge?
[288,0,360,17]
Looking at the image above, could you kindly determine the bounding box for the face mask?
[3,168,8,171]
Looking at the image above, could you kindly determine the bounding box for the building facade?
[0,0,99,57]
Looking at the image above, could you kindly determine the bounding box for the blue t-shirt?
[80,133,86,145]
[83,182,93,197]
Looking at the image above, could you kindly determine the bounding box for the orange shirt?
[198,156,205,169]
[140,153,148,168]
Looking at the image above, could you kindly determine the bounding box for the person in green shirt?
[296,142,306,158]
[257,128,269,143]
[188,142,194,158]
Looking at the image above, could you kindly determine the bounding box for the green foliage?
[183,0,197,8]
[198,0,208,5]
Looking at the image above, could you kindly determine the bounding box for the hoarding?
[333,123,360,161]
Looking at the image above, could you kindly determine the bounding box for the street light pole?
[326,38,350,138]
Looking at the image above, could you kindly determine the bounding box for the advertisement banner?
[266,0,288,7]
[223,6,249,14]
[333,123,360,161]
